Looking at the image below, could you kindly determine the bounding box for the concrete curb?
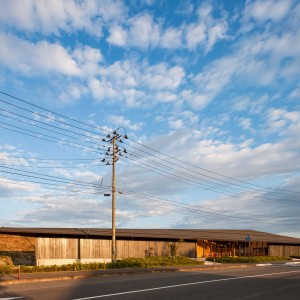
[178,264,250,271]
[0,264,252,285]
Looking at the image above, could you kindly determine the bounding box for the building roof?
[1,227,299,244]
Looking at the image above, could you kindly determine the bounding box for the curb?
[0,264,252,285]
[178,264,250,271]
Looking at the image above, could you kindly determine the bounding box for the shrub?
[206,256,291,263]
[0,257,204,274]
[0,256,14,267]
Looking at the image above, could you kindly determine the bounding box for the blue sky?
[0,0,300,237]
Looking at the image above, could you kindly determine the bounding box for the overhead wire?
[0,176,109,197]
[104,144,300,201]
[124,138,300,196]
[0,121,104,154]
[0,91,110,135]
[117,189,294,224]
[1,89,299,224]
[2,90,298,196]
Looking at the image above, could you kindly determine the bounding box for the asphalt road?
[1,265,300,300]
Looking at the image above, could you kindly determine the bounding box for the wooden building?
[0,228,299,266]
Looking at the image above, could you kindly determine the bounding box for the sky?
[0,0,299,238]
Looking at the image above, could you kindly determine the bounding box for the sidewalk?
[0,264,250,285]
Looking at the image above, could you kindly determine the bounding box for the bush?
[0,256,204,274]
[0,256,14,267]
[0,262,107,274]
[104,256,204,269]
[0,265,13,274]
[206,256,291,263]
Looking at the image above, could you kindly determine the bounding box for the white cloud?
[167,110,199,130]
[105,3,227,52]
[206,22,228,52]
[190,55,238,109]
[244,0,292,23]
[142,64,185,90]
[73,46,103,77]
[106,24,128,46]
[168,118,185,130]
[88,60,185,107]
[107,115,144,131]
[160,27,183,49]
[128,13,161,49]
[155,92,178,103]
[266,108,300,137]
[88,78,119,100]
[0,0,126,36]
[0,177,34,196]
[184,3,228,52]
[58,84,89,104]
[239,117,253,132]
[0,32,80,76]
[185,23,206,50]
[289,86,300,98]
[189,16,300,108]
[103,60,138,88]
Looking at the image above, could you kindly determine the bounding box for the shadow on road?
[1,267,300,299]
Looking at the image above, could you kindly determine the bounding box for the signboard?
[245,235,251,242]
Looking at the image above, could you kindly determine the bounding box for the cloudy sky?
[0,0,299,238]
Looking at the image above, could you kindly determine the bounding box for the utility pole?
[111,134,117,263]
[102,128,128,263]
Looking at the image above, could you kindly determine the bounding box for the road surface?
[1,265,300,300]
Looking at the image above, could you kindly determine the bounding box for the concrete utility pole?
[111,135,117,263]
[102,128,128,263]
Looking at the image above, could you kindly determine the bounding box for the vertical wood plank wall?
[269,245,300,257]
[36,238,196,259]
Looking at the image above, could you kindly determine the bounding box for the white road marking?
[73,269,300,300]
[0,298,23,299]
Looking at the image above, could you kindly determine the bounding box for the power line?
[0,91,110,135]
[125,138,300,196]
[115,147,300,201]
[0,108,107,144]
[118,189,293,224]
[0,121,103,154]
[1,89,299,200]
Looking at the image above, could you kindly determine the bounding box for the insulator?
[119,139,123,143]
[124,134,128,139]
[124,149,127,153]
[101,158,105,162]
